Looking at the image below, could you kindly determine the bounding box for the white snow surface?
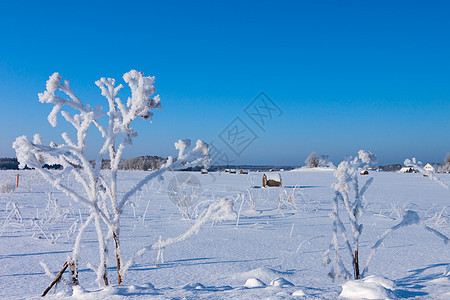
[0,170,449,299]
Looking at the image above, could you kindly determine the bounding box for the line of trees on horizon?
[1,153,450,172]
[0,156,167,171]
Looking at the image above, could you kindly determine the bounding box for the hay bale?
[262,173,282,187]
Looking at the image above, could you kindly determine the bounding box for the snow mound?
[126,283,156,294]
[292,289,306,296]
[69,286,120,299]
[340,276,396,299]
[66,283,159,299]
[101,286,119,296]
[269,277,294,287]
[244,278,266,288]
[232,267,283,283]
[71,285,87,297]
[183,282,206,290]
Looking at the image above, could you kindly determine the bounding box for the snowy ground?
[0,169,449,299]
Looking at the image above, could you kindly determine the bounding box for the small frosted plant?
[324,151,449,281]
[0,181,16,193]
[323,150,376,280]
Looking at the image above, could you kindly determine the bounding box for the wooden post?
[41,261,69,297]
[16,174,19,188]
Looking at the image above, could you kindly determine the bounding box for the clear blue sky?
[0,0,449,165]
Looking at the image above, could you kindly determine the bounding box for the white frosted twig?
[405,158,449,190]
[361,210,449,277]
[121,199,235,279]
[40,261,71,287]
[236,194,245,228]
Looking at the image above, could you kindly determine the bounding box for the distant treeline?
[0,158,62,170]
[119,156,167,171]
[0,158,19,170]
[376,164,403,172]
[0,156,167,171]
[1,157,449,172]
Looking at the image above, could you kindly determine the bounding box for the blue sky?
[0,0,449,165]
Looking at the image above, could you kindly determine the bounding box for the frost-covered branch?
[404,158,449,190]
[119,139,211,210]
[361,210,448,277]
[121,198,235,279]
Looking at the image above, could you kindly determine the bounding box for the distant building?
[423,163,436,173]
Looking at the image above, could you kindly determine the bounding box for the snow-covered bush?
[0,181,15,193]
[438,163,450,173]
[0,202,25,236]
[30,192,76,244]
[276,186,319,214]
[167,173,204,219]
[13,71,210,290]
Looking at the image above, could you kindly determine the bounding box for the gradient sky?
[0,0,449,165]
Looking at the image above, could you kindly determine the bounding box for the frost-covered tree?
[319,154,335,169]
[13,71,210,290]
[438,153,450,173]
[305,152,319,168]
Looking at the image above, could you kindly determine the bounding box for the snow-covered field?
[0,169,449,299]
